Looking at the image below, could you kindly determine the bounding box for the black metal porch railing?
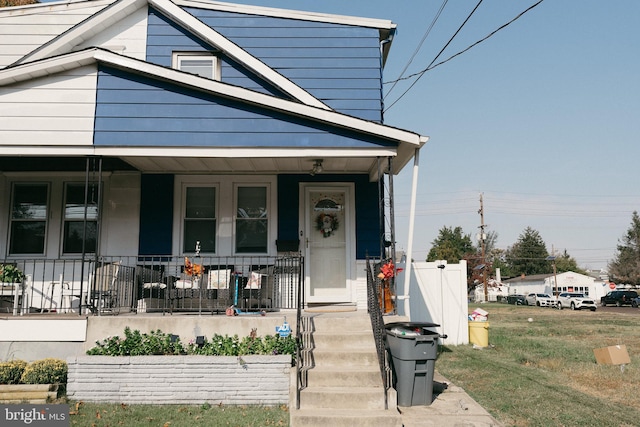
[366,256,392,410]
[0,255,303,316]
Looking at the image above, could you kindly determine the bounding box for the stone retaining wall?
[66,355,291,405]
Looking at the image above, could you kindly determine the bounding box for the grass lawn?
[63,303,639,426]
[67,402,289,426]
[436,303,640,427]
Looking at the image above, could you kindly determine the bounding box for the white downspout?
[400,147,420,318]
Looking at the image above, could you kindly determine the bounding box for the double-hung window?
[235,186,268,253]
[9,183,49,255]
[183,186,216,253]
[173,53,219,80]
[62,183,99,254]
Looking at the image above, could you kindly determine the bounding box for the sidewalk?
[398,372,503,427]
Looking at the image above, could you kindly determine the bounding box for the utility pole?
[478,194,488,302]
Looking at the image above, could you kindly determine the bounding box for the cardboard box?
[593,345,631,365]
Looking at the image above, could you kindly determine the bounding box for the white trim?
[0,146,399,160]
[172,175,277,257]
[172,51,220,80]
[177,181,219,255]
[0,48,424,146]
[12,0,149,66]
[402,148,420,318]
[175,0,396,31]
[2,0,395,31]
[0,0,112,16]
[301,182,356,304]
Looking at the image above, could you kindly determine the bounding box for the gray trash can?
[385,322,440,407]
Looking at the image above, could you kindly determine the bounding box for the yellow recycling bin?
[468,321,489,347]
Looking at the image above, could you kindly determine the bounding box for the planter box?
[67,355,291,405]
[0,384,58,403]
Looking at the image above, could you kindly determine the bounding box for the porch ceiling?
[119,156,386,176]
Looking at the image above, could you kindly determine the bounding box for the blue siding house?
[0,0,427,314]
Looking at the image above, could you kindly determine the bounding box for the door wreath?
[316,213,339,237]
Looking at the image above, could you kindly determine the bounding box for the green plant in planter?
[86,327,186,356]
[0,264,25,283]
[86,327,298,364]
[0,359,28,384]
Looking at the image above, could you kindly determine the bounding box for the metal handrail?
[366,256,392,410]
[295,257,307,409]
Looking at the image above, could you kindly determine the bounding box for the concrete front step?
[311,349,379,367]
[311,331,376,350]
[309,315,373,333]
[299,386,387,410]
[290,408,403,427]
[307,366,382,387]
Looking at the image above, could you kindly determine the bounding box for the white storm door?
[304,185,353,303]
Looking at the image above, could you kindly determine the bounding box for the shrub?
[20,358,68,385]
[86,327,186,356]
[0,359,27,384]
[0,264,25,283]
[86,327,298,363]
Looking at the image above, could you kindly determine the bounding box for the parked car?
[506,294,526,305]
[556,292,597,311]
[633,296,640,308]
[524,292,555,307]
[600,290,639,307]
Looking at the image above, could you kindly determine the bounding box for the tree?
[426,226,475,263]
[608,211,640,285]
[505,227,549,276]
[489,247,512,278]
[553,249,586,275]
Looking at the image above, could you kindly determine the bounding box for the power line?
[384,0,449,100]
[385,0,484,113]
[384,0,545,113]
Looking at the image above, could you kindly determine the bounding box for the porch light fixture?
[310,159,323,176]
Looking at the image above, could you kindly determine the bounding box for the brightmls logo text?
[1,405,68,426]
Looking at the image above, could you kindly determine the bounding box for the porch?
[0,255,303,317]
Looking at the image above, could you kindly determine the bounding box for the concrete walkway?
[398,372,503,427]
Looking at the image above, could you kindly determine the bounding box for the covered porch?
[1,255,303,316]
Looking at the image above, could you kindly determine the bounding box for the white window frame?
[172,52,220,80]
[2,173,111,259]
[234,184,270,255]
[8,182,50,256]
[180,183,219,255]
[61,181,100,255]
[173,176,277,257]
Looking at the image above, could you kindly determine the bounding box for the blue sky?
[39,0,640,269]
[234,0,638,270]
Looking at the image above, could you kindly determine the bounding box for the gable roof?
[10,0,397,110]
[0,48,427,168]
[0,0,426,176]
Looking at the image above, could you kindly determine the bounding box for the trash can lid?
[385,322,440,338]
[385,321,440,330]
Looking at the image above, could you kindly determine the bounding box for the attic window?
[173,53,219,80]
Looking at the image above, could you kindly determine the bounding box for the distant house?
[0,0,427,314]
[504,271,608,300]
